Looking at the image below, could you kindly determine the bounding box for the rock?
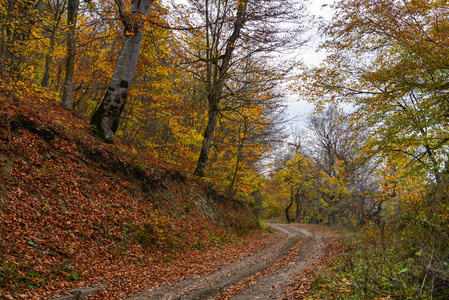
[51,284,108,300]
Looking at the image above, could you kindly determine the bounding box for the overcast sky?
[167,0,336,125]
[286,0,335,125]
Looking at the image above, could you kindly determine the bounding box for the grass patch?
[0,259,45,296]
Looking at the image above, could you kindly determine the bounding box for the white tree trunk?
[90,0,154,142]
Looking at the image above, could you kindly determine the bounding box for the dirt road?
[128,224,340,300]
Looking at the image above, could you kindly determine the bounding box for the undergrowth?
[308,221,449,300]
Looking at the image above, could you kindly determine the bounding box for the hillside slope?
[0,82,263,299]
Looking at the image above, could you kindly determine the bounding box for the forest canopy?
[0,0,307,195]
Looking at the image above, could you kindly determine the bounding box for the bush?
[308,219,449,299]
[234,215,260,236]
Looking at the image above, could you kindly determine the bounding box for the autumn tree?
[206,56,290,195]
[309,107,380,226]
[263,129,318,223]
[263,107,379,227]
[282,153,315,223]
[299,1,449,290]
[170,0,306,177]
[89,0,155,143]
[303,0,449,180]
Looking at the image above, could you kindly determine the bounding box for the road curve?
[128,224,331,300]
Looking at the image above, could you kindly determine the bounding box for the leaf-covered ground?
[129,223,344,300]
[0,83,344,300]
[0,83,269,299]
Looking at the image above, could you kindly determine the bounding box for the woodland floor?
[126,223,343,300]
[0,84,343,300]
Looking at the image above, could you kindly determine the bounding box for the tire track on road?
[129,224,332,300]
[128,224,303,300]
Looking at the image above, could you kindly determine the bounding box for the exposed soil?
[128,224,342,300]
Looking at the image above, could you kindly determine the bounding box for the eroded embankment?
[0,84,260,299]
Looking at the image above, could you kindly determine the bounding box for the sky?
[286,0,335,125]
[168,0,337,125]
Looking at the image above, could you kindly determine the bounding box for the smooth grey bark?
[90,0,154,143]
[194,0,248,177]
[61,0,79,110]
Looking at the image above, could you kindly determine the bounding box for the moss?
[88,125,113,144]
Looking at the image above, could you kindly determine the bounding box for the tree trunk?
[285,186,294,223]
[41,0,63,87]
[295,192,302,222]
[228,117,248,193]
[90,0,154,143]
[61,0,79,110]
[0,28,5,77]
[285,201,293,223]
[194,94,220,176]
[194,0,248,177]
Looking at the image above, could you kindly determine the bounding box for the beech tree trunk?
[61,0,79,110]
[194,92,220,177]
[90,0,154,143]
[194,0,248,177]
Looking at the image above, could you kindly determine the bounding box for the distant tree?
[307,106,375,226]
[265,107,379,227]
